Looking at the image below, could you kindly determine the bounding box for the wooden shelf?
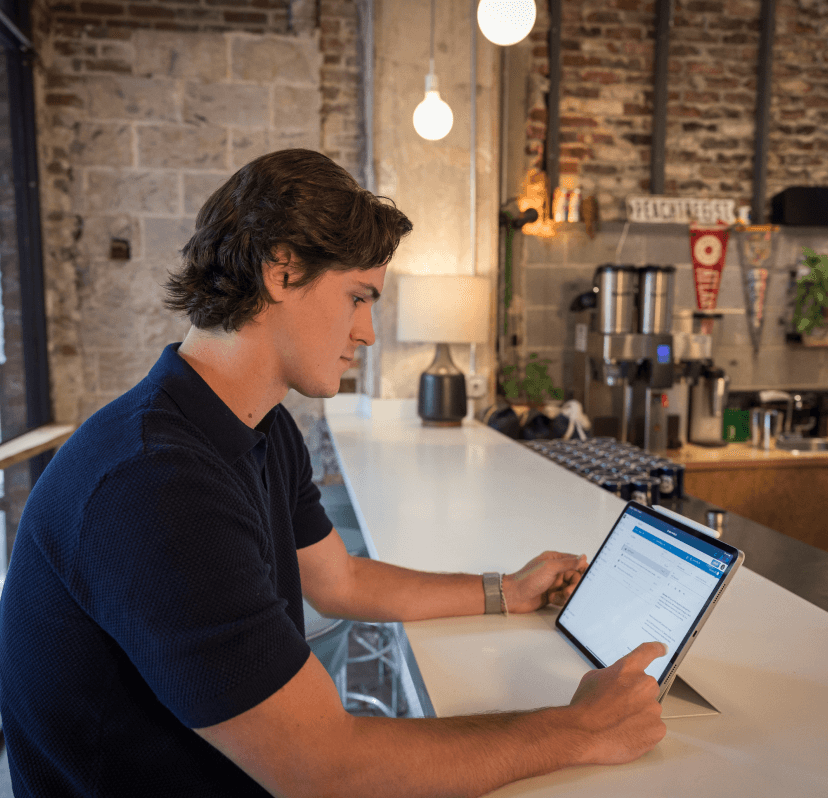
[0,424,76,471]
[667,441,828,471]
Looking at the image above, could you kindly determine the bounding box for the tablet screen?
[557,502,741,683]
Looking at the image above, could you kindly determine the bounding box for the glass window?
[0,1,49,574]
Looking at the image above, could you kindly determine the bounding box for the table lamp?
[397,274,490,426]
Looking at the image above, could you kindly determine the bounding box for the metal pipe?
[6,37,52,482]
[499,48,509,203]
[622,379,632,444]
[470,0,477,277]
[470,0,478,375]
[644,387,653,451]
[650,0,673,195]
[545,0,561,195]
[497,46,509,365]
[0,8,34,52]
[752,0,776,223]
[360,0,376,193]
[358,0,377,395]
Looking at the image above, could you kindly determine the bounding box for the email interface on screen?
[559,505,736,681]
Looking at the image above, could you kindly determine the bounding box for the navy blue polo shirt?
[0,343,333,796]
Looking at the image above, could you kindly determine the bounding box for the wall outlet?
[466,374,488,399]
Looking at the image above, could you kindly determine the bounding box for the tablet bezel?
[555,501,744,702]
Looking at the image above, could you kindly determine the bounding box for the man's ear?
[263,245,297,302]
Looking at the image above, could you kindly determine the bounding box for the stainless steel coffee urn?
[595,265,637,335]
[572,264,676,450]
[689,367,730,446]
[638,265,675,335]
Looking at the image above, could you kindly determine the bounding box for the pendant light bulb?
[413,74,454,141]
[477,0,537,46]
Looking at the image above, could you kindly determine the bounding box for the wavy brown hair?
[165,149,413,331]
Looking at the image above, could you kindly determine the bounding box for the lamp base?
[418,344,467,426]
[421,418,463,428]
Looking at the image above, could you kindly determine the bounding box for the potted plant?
[499,353,564,408]
[793,248,828,347]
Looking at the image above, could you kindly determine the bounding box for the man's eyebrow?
[356,282,381,301]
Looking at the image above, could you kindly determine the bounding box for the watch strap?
[482,572,501,614]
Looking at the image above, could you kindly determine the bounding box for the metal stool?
[303,599,351,700]
[343,622,403,717]
[315,485,405,716]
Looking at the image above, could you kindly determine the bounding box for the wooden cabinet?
[683,462,828,552]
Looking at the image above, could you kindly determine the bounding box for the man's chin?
[292,385,341,400]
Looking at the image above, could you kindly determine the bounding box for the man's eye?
[353,296,366,305]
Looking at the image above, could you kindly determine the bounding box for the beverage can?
[630,476,661,506]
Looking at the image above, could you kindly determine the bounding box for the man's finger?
[617,641,668,670]
[536,551,587,566]
[541,555,586,574]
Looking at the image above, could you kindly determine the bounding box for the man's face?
[267,263,386,399]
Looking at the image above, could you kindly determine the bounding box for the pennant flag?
[733,225,779,353]
[690,224,730,333]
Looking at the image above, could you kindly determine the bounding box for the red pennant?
[690,224,730,333]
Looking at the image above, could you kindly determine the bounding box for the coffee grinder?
[571,264,675,451]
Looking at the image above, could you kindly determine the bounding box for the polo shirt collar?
[148,343,278,466]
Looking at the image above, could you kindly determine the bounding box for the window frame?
[2,0,52,485]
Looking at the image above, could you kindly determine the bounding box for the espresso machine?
[572,264,675,451]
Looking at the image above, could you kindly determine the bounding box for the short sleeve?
[274,410,333,550]
[70,449,311,729]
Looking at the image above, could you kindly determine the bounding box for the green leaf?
[793,247,828,333]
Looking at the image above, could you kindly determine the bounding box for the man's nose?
[352,306,376,347]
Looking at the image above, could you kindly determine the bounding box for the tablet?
[556,501,744,701]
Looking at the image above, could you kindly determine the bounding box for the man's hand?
[502,551,588,613]
[564,641,668,766]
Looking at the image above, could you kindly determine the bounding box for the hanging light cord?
[429,0,436,76]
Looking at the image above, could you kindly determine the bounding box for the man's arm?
[297,528,586,622]
[194,642,667,798]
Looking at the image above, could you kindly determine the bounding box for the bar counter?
[665,442,828,553]
[324,396,828,798]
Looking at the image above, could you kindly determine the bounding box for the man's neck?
[177,325,287,429]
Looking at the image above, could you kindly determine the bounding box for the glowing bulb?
[413,76,454,141]
[477,0,536,46]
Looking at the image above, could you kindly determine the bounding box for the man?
[0,149,665,797]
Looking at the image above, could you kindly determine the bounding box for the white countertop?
[324,397,828,797]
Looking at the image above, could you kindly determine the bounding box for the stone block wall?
[513,223,828,393]
[523,0,828,221]
[28,0,365,481]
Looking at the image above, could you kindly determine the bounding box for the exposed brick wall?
[665,0,762,202]
[526,0,658,218]
[767,0,828,201]
[525,0,828,221]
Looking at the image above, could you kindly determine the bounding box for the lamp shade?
[397,275,490,343]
